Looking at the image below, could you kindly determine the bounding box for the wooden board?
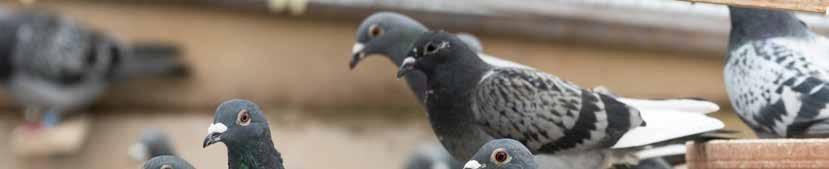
[687,139,829,169]
[680,0,829,14]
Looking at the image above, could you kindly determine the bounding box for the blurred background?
[0,0,826,169]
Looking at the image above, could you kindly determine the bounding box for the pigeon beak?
[350,43,367,70]
[463,160,484,169]
[203,123,227,148]
[397,57,416,78]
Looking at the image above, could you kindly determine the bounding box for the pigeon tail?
[611,109,725,149]
[616,98,720,114]
[110,42,190,80]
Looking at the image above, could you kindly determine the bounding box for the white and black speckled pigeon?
[143,155,196,169]
[725,6,829,138]
[203,99,285,169]
[129,128,179,162]
[396,31,724,169]
[462,139,537,169]
[350,12,531,105]
[0,8,188,127]
[405,143,463,169]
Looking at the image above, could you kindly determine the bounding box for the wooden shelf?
[687,139,829,169]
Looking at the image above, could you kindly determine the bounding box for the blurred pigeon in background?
[130,128,178,162]
[405,143,462,169]
[143,155,196,169]
[396,31,724,169]
[203,99,285,169]
[725,6,829,138]
[0,8,189,128]
[462,139,537,169]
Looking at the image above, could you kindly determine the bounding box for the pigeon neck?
[424,51,494,160]
[728,7,808,46]
[391,29,430,105]
[227,131,285,169]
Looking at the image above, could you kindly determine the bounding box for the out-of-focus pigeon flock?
[0,2,827,169]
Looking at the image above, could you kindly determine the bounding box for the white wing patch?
[478,53,534,69]
[611,109,724,148]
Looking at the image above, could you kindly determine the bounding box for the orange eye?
[369,24,383,38]
[237,109,251,126]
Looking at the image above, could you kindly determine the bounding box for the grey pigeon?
[0,8,188,127]
[462,139,537,169]
[404,143,462,169]
[396,31,724,169]
[130,128,178,161]
[203,99,285,169]
[350,12,530,105]
[143,155,196,169]
[724,6,829,138]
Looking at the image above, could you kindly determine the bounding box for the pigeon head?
[350,12,428,69]
[463,139,537,169]
[203,99,271,148]
[143,155,196,169]
[129,128,177,161]
[728,6,808,43]
[397,31,480,78]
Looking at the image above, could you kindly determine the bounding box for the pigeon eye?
[491,148,511,165]
[369,24,383,38]
[424,42,439,54]
[237,109,251,126]
[160,164,173,169]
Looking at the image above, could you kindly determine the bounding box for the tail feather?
[612,109,725,149]
[618,98,720,114]
[112,42,190,80]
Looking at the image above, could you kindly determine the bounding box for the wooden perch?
[686,139,829,169]
[679,0,829,14]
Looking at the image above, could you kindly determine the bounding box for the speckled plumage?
[725,7,829,138]
[473,68,642,153]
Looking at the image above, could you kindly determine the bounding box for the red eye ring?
[369,24,383,38]
[237,109,251,126]
[491,148,511,165]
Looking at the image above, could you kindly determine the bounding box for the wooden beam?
[679,0,829,14]
[686,139,829,169]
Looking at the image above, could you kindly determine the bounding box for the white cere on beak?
[402,57,416,65]
[352,43,365,55]
[464,160,484,169]
[207,123,228,134]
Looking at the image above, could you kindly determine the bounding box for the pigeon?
[724,6,829,138]
[0,8,189,127]
[396,31,724,169]
[350,12,530,105]
[462,139,537,169]
[143,155,196,169]
[130,128,178,162]
[405,143,463,169]
[203,99,285,169]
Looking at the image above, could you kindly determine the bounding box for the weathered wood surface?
[687,139,829,169]
[679,0,829,14]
